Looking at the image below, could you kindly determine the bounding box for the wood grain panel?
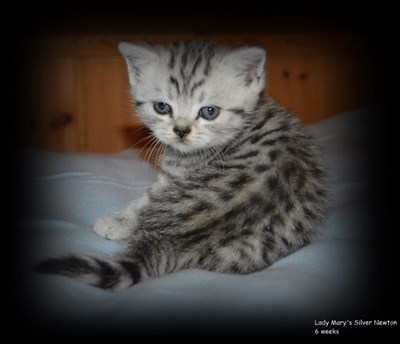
[32,34,367,57]
[24,34,374,153]
[74,57,136,152]
[25,58,83,151]
[267,53,372,123]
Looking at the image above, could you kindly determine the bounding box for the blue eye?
[153,102,172,115]
[199,106,220,120]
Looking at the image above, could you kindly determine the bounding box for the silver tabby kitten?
[36,41,326,290]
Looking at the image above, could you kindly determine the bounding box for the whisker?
[146,137,163,166]
[138,136,159,166]
[129,134,154,150]
[143,137,160,165]
[137,136,156,155]
[155,141,166,168]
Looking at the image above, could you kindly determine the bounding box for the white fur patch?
[92,215,131,240]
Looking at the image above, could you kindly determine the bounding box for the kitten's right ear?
[118,42,158,87]
[224,46,266,93]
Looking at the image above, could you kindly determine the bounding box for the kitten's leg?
[92,193,149,240]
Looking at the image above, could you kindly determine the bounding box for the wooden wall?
[21,34,374,153]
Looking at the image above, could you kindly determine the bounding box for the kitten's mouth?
[173,133,190,144]
[156,134,189,149]
[175,138,189,147]
[169,138,196,153]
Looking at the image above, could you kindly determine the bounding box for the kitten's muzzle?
[173,126,191,139]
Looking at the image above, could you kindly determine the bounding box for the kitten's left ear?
[225,46,266,93]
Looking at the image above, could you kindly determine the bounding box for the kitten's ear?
[118,42,158,87]
[225,46,266,92]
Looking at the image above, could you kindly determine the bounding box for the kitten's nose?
[173,126,191,139]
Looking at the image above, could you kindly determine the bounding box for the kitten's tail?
[34,255,142,291]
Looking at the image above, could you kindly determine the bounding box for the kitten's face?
[119,42,266,153]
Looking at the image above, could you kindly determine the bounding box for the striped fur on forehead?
[166,41,221,97]
[167,41,220,74]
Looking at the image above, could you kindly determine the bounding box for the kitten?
[35,41,326,290]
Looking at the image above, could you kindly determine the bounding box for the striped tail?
[34,255,142,291]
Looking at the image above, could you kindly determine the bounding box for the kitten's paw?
[92,215,131,240]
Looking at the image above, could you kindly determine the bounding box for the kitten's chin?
[168,141,197,154]
[160,136,207,155]
[154,135,199,154]
[165,136,233,155]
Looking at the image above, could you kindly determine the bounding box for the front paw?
[92,215,131,240]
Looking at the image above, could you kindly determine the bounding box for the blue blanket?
[18,109,382,336]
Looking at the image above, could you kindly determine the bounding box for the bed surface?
[18,109,380,335]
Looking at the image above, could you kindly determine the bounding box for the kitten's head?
[119,41,266,154]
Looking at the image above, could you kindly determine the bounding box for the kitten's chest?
[160,158,200,183]
[160,151,218,179]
